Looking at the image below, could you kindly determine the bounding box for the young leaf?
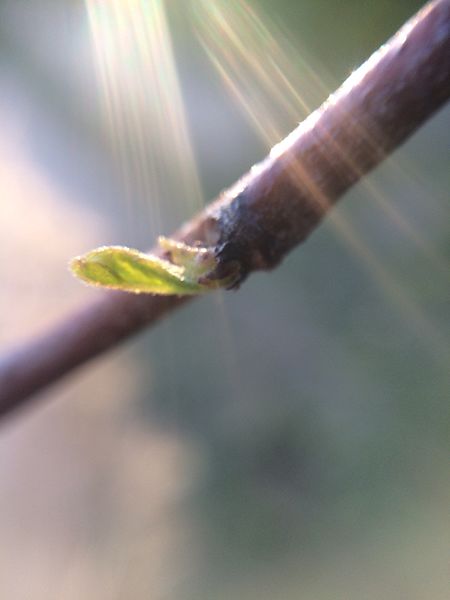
[71,246,207,295]
[70,240,239,296]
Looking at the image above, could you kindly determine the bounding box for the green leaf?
[71,246,207,295]
[70,240,240,296]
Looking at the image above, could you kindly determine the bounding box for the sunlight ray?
[85,0,203,242]
[194,0,447,263]
[193,0,449,354]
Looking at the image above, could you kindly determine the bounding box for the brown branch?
[1,0,449,420]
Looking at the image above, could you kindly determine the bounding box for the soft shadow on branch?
[1,0,449,421]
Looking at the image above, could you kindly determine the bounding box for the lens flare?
[193,0,448,353]
[83,0,447,355]
[194,0,325,146]
[85,0,203,241]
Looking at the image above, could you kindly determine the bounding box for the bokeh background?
[0,1,449,598]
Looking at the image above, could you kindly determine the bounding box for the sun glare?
[85,0,203,240]
[193,0,325,146]
[84,0,447,355]
[193,0,448,352]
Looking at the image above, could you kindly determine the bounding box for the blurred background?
[0,0,449,598]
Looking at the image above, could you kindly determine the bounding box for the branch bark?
[1,0,449,420]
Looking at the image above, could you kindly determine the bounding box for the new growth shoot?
[71,237,239,296]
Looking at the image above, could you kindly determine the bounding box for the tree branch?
[1,0,449,420]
